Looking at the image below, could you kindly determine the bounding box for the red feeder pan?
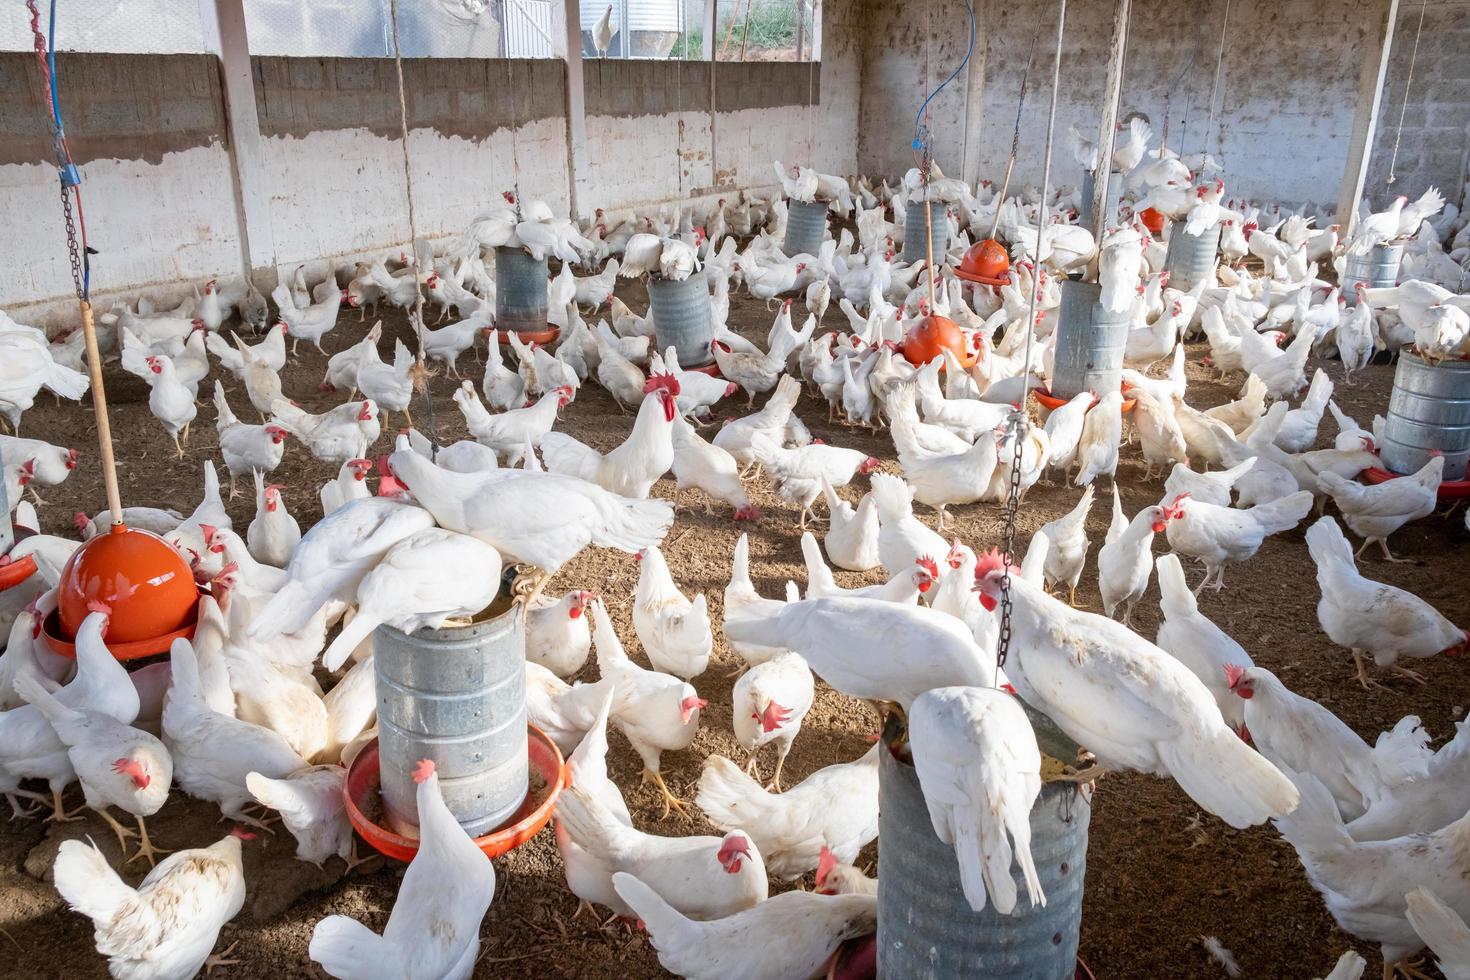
[1032,387,1137,414]
[902,315,977,370]
[0,553,38,591]
[495,327,560,346]
[345,727,565,863]
[955,238,1012,287]
[1363,467,1470,502]
[46,523,201,659]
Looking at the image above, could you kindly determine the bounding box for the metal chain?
[1387,0,1428,185]
[60,182,83,298]
[997,0,1067,673]
[29,0,86,301]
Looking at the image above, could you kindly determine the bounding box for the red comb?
[230,828,256,840]
[642,372,682,397]
[815,845,837,889]
[757,701,792,733]
[972,547,1010,581]
[413,759,437,784]
[916,556,940,579]
[1223,664,1246,690]
[86,600,112,617]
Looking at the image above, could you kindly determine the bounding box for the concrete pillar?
[1336,0,1400,234]
[199,0,276,284]
[1088,0,1131,239]
[705,0,719,186]
[562,0,591,218]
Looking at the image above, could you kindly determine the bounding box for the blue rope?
[48,0,62,133]
[912,0,976,152]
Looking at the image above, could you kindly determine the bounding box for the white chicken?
[591,599,704,815]
[1073,390,1124,487]
[540,376,678,498]
[822,479,880,571]
[972,553,1299,829]
[525,589,595,678]
[270,398,380,466]
[309,758,496,980]
[212,382,287,495]
[632,544,713,680]
[1405,887,1470,980]
[610,871,875,980]
[1305,516,1467,689]
[1159,489,1313,591]
[320,526,502,670]
[245,472,300,569]
[670,415,758,520]
[1317,454,1441,562]
[356,338,417,430]
[555,782,768,920]
[909,686,1044,915]
[1154,554,1252,732]
[53,830,246,980]
[1095,486,1162,625]
[318,458,374,517]
[245,765,352,868]
[1038,485,1094,605]
[870,471,949,579]
[731,651,814,791]
[722,533,796,669]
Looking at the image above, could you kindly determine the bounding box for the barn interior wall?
[855,0,1470,214]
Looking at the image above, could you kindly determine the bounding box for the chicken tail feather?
[1162,726,1300,829]
[309,915,399,977]
[53,840,145,937]
[611,871,695,947]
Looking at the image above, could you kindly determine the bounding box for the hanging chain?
[30,0,86,301]
[1203,0,1231,155]
[997,0,1066,674]
[1387,0,1428,185]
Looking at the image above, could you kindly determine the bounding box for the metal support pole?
[1337,0,1401,235]
[1087,0,1131,240]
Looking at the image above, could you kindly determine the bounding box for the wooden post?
[960,0,991,187]
[199,0,276,286]
[562,0,591,219]
[78,301,123,526]
[1087,0,1132,240]
[1336,0,1400,236]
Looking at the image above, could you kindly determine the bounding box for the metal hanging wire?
[1157,44,1197,159]
[997,0,1067,676]
[388,0,442,452]
[1386,0,1428,185]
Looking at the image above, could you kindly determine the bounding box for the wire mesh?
[715,0,813,62]
[0,0,207,53]
[243,0,562,58]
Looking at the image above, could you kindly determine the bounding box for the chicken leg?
[765,743,792,793]
[6,788,47,818]
[1351,649,1390,692]
[204,941,240,974]
[46,788,83,823]
[129,815,171,868]
[1389,664,1427,685]
[641,768,689,818]
[95,807,137,852]
[1385,957,1439,980]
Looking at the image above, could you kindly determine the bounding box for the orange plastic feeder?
[345,727,565,863]
[955,238,1012,287]
[0,553,38,591]
[1139,207,1165,237]
[495,326,560,346]
[46,523,201,658]
[902,314,977,370]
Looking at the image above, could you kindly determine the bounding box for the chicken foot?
[46,788,83,823]
[1385,956,1439,980]
[128,815,172,868]
[204,941,240,974]
[95,807,137,852]
[5,788,47,818]
[1351,649,1391,693]
[641,768,689,818]
[765,743,791,793]
[1356,536,1409,563]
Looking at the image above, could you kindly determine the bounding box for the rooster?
[540,375,679,498]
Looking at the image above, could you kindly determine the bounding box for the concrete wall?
[856,0,1470,213]
[2,0,864,317]
[1363,0,1470,208]
[0,53,242,308]
[251,57,570,270]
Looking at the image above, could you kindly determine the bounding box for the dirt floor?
[2,270,1467,980]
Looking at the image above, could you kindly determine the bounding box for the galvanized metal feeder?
[346,583,565,860]
[1365,350,1470,498]
[902,199,948,266]
[1162,216,1222,291]
[1042,280,1134,410]
[877,706,1091,979]
[1342,242,1404,306]
[1079,169,1122,231]
[494,245,557,345]
[783,198,830,258]
[648,269,717,371]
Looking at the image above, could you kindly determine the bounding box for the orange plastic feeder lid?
[495,326,560,346]
[901,314,977,370]
[955,238,1012,287]
[47,523,201,658]
[1032,386,1137,414]
[0,553,37,591]
[345,727,565,863]
[1139,207,1166,236]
